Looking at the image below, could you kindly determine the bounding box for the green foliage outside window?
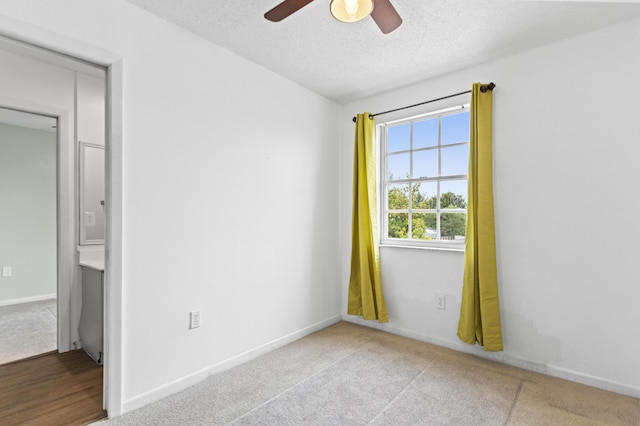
[387,183,466,240]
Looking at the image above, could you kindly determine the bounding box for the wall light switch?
[85,211,96,227]
[2,266,12,277]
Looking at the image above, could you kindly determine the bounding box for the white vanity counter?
[78,247,104,271]
[79,258,104,271]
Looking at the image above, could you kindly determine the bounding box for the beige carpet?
[0,299,57,365]
[99,322,639,425]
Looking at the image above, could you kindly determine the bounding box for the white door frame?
[0,18,124,417]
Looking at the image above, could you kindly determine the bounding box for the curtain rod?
[351,82,496,122]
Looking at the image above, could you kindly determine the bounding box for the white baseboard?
[341,316,640,399]
[0,293,56,307]
[121,315,342,415]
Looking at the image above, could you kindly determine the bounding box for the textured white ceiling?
[125,0,640,103]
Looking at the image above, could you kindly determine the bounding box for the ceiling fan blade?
[265,0,315,22]
[370,0,402,34]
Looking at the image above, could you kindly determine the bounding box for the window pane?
[440,180,467,209]
[442,112,469,145]
[411,181,437,209]
[441,144,469,176]
[387,152,410,180]
[388,213,408,239]
[387,184,409,210]
[441,212,466,241]
[412,213,436,240]
[413,118,438,149]
[388,124,410,152]
[412,149,437,179]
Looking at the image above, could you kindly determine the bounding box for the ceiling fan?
[264,0,403,34]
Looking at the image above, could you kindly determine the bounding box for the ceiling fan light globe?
[345,1,359,17]
[330,0,374,23]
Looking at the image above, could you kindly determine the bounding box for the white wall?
[0,123,56,302]
[0,0,342,413]
[77,73,105,147]
[339,18,640,397]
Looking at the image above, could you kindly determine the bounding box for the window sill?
[379,243,464,253]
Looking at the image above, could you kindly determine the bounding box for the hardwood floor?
[0,350,106,425]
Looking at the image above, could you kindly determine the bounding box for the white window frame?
[379,104,470,250]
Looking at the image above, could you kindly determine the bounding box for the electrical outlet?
[436,294,446,310]
[189,311,201,329]
[1,266,12,278]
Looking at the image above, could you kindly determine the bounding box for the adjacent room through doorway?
[0,108,58,365]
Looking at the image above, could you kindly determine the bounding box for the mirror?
[79,142,105,245]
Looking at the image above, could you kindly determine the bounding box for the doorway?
[0,33,120,416]
[0,108,58,365]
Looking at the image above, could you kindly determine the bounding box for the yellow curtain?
[457,83,503,351]
[348,113,389,323]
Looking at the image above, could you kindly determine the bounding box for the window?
[381,106,470,248]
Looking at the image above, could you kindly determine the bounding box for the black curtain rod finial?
[480,82,496,93]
